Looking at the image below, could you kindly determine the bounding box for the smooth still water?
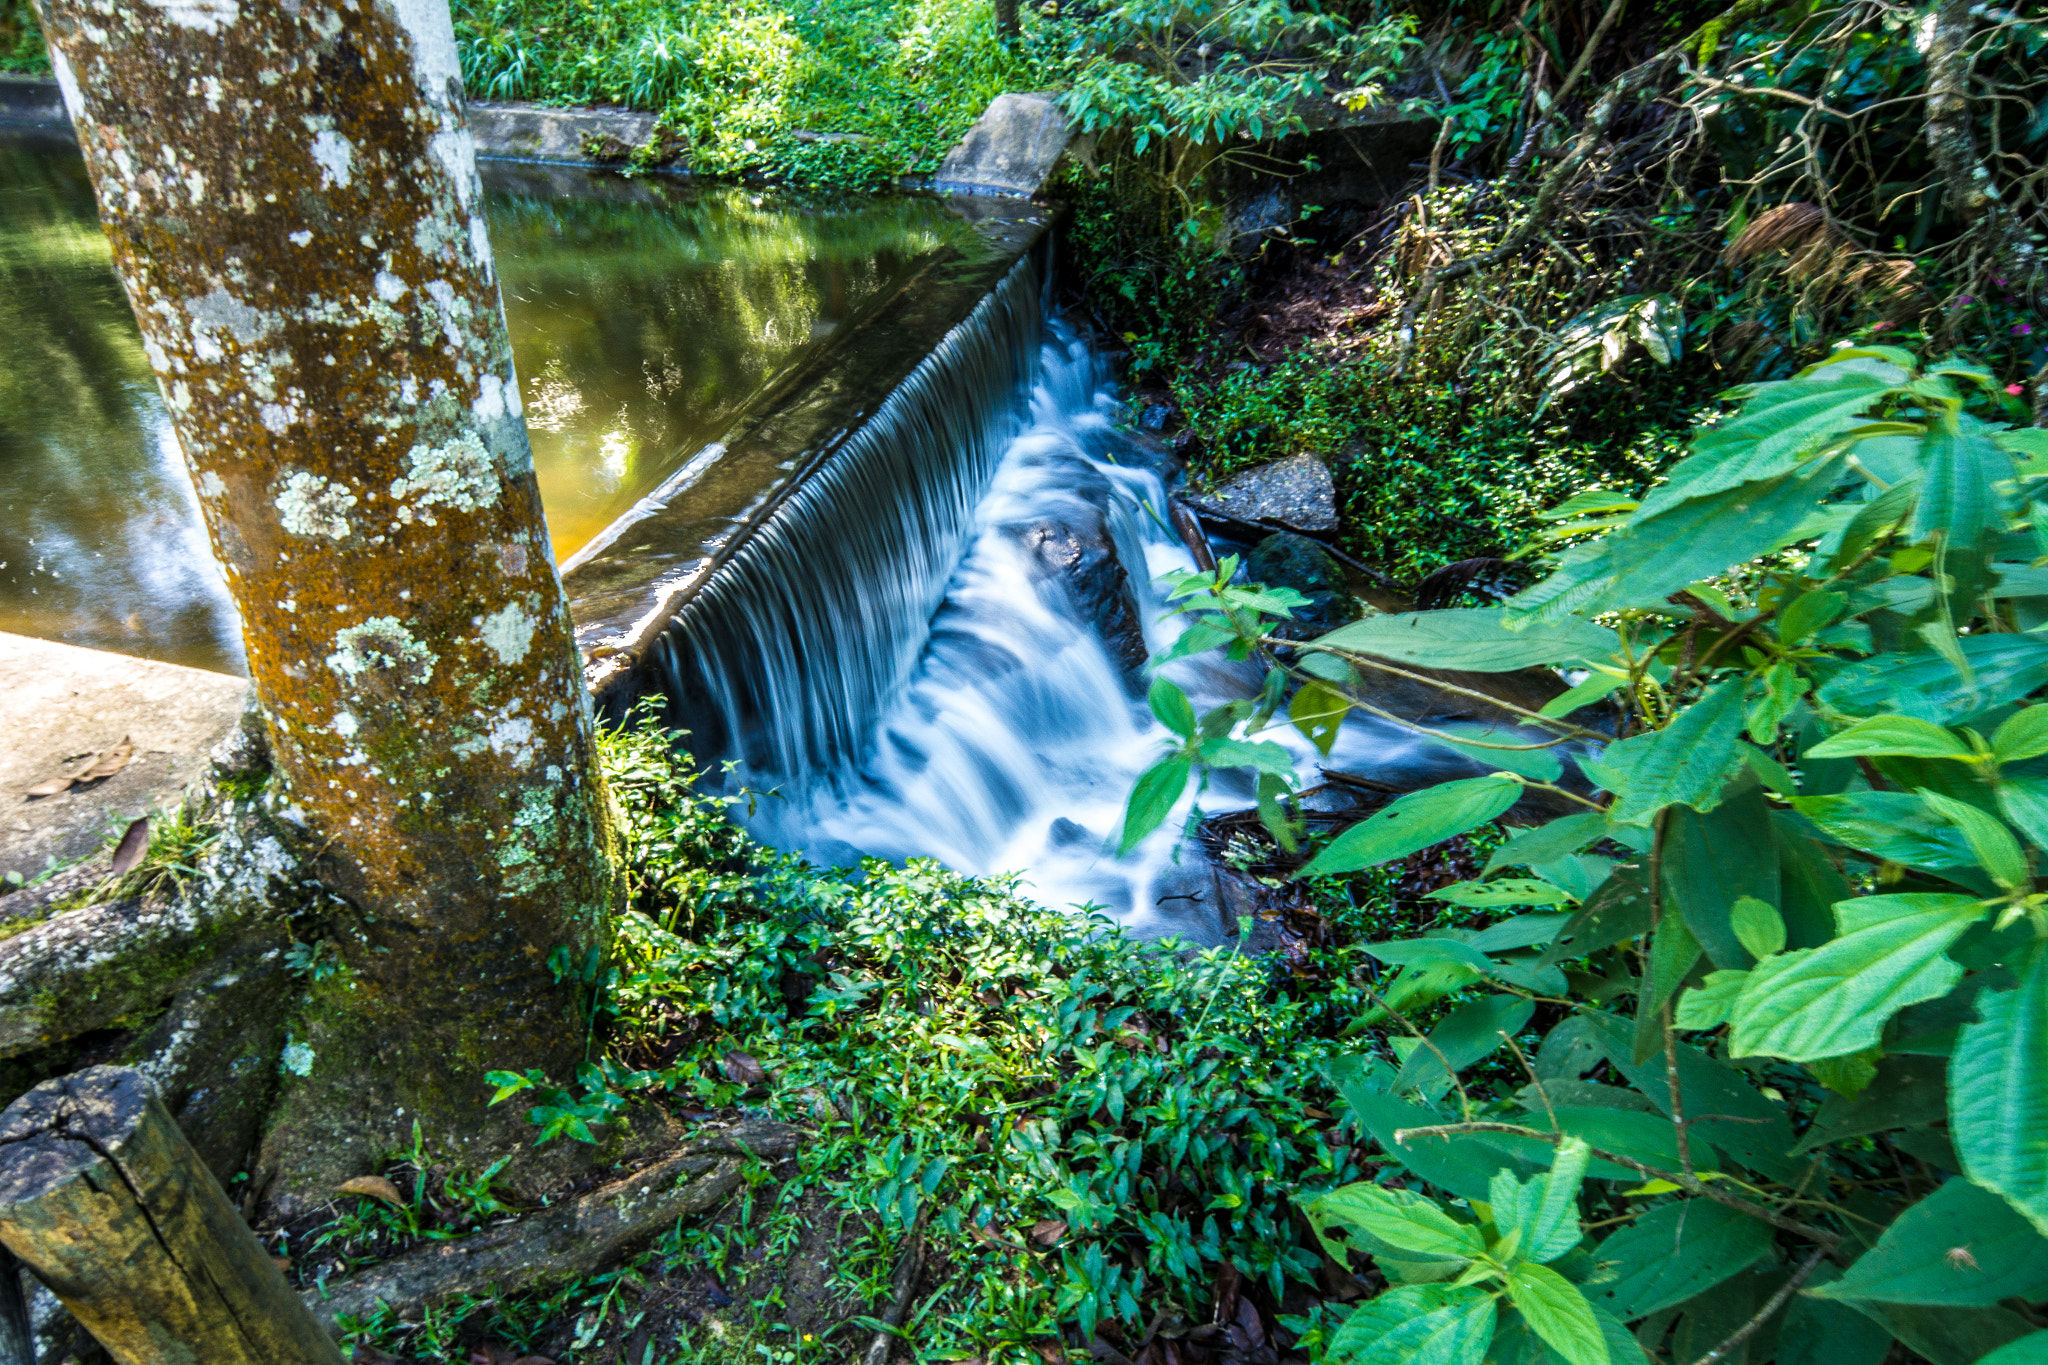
[0,133,971,674]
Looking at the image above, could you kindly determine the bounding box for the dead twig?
[862,1204,931,1365]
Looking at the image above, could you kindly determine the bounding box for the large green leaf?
[1299,775,1522,877]
[1791,1054,1947,1154]
[1663,782,1780,968]
[1327,1056,1532,1204]
[1775,1274,1896,1365]
[1491,1137,1591,1266]
[1952,946,2048,1237]
[1119,757,1189,854]
[1577,1012,1801,1182]
[1583,1200,1773,1320]
[1326,1285,1481,1364]
[1806,715,1972,760]
[1538,864,1653,966]
[1310,608,1620,672]
[1306,1183,1485,1261]
[1911,415,2015,553]
[1816,635,2048,726]
[1728,894,1982,1061]
[1486,813,1612,876]
[1811,1178,2048,1306]
[1844,1302,2038,1365]
[1597,465,1834,611]
[1790,791,1978,872]
[1507,1264,1607,1365]
[1919,789,2031,889]
[1426,723,1565,781]
[1997,775,2048,850]
[1977,1333,2048,1364]
[1775,812,1853,949]
[1397,995,1535,1098]
[1994,706,2048,764]
[1639,375,1893,515]
[1489,1308,1646,1365]
[1345,1288,1498,1365]
[1586,679,1748,826]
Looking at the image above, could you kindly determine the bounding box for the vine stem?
[1389,1121,1839,1243]
[1687,1241,1834,1365]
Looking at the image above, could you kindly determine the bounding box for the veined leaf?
[1994,706,2048,765]
[1397,994,1534,1098]
[1919,790,2030,889]
[1792,791,1978,871]
[1310,608,1620,672]
[1778,589,1846,645]
[1998,776,2048,850]
[1148,675,1195,739]
[1507,1263,1608,1365]
[1952,946,2048,1237]
[1816,635,2048,727]
[1727,894,1983,1062]
[1584,1200,1772,1320]
[1540,670,1626,719]
[1596,465,1834,611]
[1673,969,1750,1029]
[1586,678,1747,825]
[1425,724,1565,782]
[1640,375,1895,516]
[1730,896,1787,959]
[1290,680,1349,756]
[1307,1183,1485,1261]
[1807,716,1971,761]
[1298,774,1522,878]
[1119,757,1189,854]
[1485,813,1611,875]
[1912,415,2015,553]
[1811,1178,2048,1306]
[1351,1288,1497,1365]
[1977,1334,2048,1364]
[1325,1285,1471,1363]
[1491,1137,1591,1267]
[1428,879,1575,908]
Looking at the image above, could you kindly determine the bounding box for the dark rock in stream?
[1245,532,1357,636]
[1011,469,1150,680]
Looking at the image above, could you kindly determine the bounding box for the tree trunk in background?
[32,0,614,1204]
[995,0,1019,40]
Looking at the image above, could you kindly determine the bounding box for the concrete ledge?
[0,634,247,882]
[0,73,65,129]
[930,93,1073,197]
[0,76,687,168]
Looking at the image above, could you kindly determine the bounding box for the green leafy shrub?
[1134,341,2048,1363]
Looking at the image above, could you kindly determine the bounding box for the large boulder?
[1186,454,1338,533]
[1018,509,1148,677]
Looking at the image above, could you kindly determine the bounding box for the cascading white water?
[749,321,1491,943]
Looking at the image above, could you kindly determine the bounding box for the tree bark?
[29,0,614,1203]
[995,0,1019,39]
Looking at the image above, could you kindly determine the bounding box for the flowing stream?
[748,321,1487,943]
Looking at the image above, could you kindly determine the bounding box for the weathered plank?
[0,1066,344,1365]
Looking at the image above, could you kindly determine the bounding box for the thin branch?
[1687,1240,1834,1365]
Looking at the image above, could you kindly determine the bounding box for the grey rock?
[1018,506,1148,679]
[1140,403,1175,432]
[932,93,1073,196]
[1187,453,1338,533]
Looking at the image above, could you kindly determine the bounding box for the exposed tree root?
[300,1121,803,1331]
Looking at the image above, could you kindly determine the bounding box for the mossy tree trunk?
[30,0,614,1202]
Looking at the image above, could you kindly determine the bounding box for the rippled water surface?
[0,134,968,673]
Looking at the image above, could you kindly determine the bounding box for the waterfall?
[622,250,1044,777]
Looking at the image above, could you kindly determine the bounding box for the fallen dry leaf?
[22,774,75,798]
[108,817,150,877]
[78,737,135,783]
[1029,1217,1067,1247]
[335,1175,404,1207]
[720,1049,766,1085]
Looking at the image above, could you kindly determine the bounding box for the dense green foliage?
[1129,342,2048,1364]
[315,713,1494,1362]
[451,0,1053,186]
[0,0,42,71]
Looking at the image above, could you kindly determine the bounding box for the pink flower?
[1872,320,1894,332]
[2010,384,2027,396]
[2018,322,2036,336]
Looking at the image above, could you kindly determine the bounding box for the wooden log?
[303,1119,801,1329]
[0,1066,345,1365]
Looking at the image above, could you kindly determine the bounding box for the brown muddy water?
[0,131,974,674]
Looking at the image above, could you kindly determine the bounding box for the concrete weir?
[4,79,1075,862]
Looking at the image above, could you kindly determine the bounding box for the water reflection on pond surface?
[0,134,970,674]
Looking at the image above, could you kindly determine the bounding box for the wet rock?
[1140,403,1176,433]
[1016,504,1148,679]
[1186,454,1338,534]
[1245,532,1357,636]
